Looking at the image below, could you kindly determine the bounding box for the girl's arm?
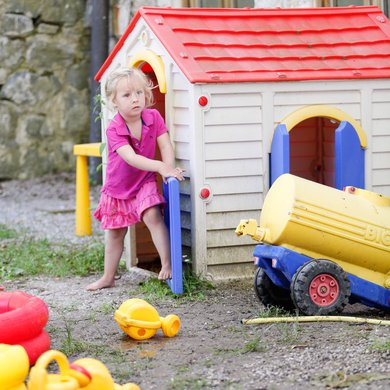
[116,143,184,181]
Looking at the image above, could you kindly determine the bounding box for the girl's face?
[113,76,146,120]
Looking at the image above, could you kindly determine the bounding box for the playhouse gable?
[96,6,390,83]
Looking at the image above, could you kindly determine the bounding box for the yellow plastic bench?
[73,143,102,236]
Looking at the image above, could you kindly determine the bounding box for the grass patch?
[0,224,18,239]
[138,269,214,302]
[371,339,390,351]
[0,235,107,279]
[256,305,292,318]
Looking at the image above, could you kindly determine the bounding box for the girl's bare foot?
[86,278,115,291]
[158,265,172,281]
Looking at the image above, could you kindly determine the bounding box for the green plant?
[256,305,292,318]
[240,337,267,354]
[0,224,17,239]
[138,269,214,302]
[371,339,390,351]
[0,236,109,280]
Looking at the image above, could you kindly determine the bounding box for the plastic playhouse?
[236,174,390,315]
[95,6,390,282]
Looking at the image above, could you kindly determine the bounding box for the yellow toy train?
[236,174,390,315]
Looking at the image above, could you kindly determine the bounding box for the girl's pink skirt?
[94,180,166,229]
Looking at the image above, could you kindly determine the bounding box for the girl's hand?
[160,166,185,182]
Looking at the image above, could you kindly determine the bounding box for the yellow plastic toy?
[27,349,140,390]
[0,344,29,390]
[114,298,180,340]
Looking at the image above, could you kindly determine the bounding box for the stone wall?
[0,0,91,179]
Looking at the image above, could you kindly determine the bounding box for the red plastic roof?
[96,6,390,83]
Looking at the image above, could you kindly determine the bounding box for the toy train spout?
[237,174,390,314]
[235,219,265,242]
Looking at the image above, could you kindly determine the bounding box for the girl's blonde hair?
[105,67,155,109]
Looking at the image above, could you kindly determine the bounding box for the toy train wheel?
[254,268,294,311]
[291,259,351,315]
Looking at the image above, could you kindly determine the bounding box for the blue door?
[270,124,290,186]
[270,120,365,188]
[335,121,365,190]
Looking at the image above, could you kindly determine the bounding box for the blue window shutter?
[271,124,290,185]
[335,121,365,190]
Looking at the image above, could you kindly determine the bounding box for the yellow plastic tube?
[242,316,390,326]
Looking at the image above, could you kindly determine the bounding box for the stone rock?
[0,37,26,69]
[1,71,38,105]
[5,0,43,18]
[0,13,34,38]
[0,101,20,139]
[41,0,85,26]
[26,36,75,72]
[37,23,60,35]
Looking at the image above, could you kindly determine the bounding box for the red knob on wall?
[200,187,210,200]
[198,96,208,106]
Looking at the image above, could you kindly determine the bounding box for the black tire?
[254,268,294,311]
[290,259,351,315]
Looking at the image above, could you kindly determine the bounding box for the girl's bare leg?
[86,227,128,291]
[142,206,172,280]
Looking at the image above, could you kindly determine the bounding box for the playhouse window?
[319,0,381,6]
[183,0,254,7]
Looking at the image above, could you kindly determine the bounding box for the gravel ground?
[0,173,389,390]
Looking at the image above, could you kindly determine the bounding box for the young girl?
[86,67,184,291]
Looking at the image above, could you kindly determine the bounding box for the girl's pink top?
[101,109,168,199]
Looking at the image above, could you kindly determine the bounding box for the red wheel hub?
[309,274,339,307]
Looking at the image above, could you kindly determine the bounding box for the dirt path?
[1,174,390,389]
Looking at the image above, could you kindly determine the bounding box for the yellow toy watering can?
[114,298,180,340]
[27,350,140,390]
[0,344,29,390]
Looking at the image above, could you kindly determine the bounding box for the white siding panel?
[372,153,390,169]
[174,142,191,160]
[207,246,255,265]
[372,89,390,102]
[204,107,262,126]
[372,102,390,119]
[206,192,264,213]
[205,141,262,160]
[180,193,191,212]
[205,158,263,178]
[204,123,262,143]
[372,136,390,153]
[207,229,255,248]
[172,107,191,125]
[172,90,191,108]
[206,210,260,230]
[372,119,390,136]
[207,262,256,280]
[274,103,361,121]
[275,90,361,105]
[372,169,390,186]
[207,176,263,195]
[172,125,191,143]
[210,92,262,107]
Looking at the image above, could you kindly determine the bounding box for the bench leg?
[75,155,92,236]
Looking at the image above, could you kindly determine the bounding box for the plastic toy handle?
[114,311,161,329]
[28,350,91,390]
